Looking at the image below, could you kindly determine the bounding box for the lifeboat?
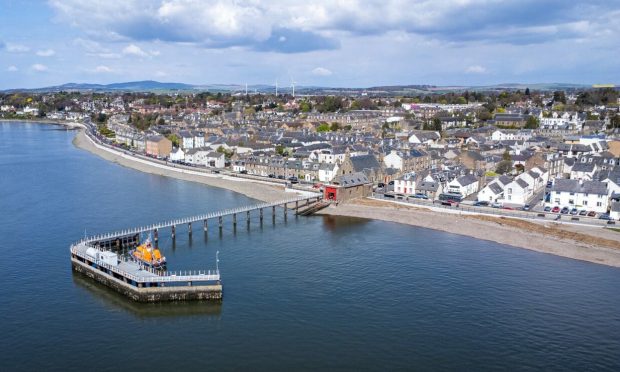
[131,235,166,268]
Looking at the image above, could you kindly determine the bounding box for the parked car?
[570,208,578,215]
[579,210,587,216]
[473,201,489,207]
[441,200,459,207]
[277,175,285,180]
[377,182,386,188]
[239,170,248,174]
[268,174,275,178]
[607,220,616,225]
[288,176,299,184]
[312,183,323,189]
[598,214,612,220]
[551,206,561,213]
[546,181,553,188]
[413,193,429,200]
[492,202,502,208]
[502,206,514,210]
[522,204,531,211]
[544,206,551,212]
[560,207,570,214]
[587,211,596,217]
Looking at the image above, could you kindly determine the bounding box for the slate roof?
[333,172,370,187]
[455,174,478,187]
[350,154,381,172]
[551,179,607,195]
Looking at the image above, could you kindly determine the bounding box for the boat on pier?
[131,235,166,268]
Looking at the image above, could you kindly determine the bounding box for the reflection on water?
[321,214,369,231]
[72,272,222,319]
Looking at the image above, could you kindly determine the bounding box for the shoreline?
[9,119,620,268]
[72,129,297,203]
[319,199,620,268]
[0,118,85,129]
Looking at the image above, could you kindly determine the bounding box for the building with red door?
[323,172,372,202]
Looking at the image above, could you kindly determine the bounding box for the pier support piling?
[204,219,208,232]
[218,216,223,230]
[154,228,158,242]
[233,213,237,226]
[188,222,192,236]
[171,225,176,239]
[260,208,264,223]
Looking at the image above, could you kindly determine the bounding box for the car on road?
[551,206,561,213]
[579,210,587,216]
[413,193,429,200]
[560,207,570,214]
[441,200,459,207]
[598,214,612,220]
[544,206,551,212]
[288,176,299,184]
[587,211,596,217]
[608,220,616,225]
[570,208,578,215]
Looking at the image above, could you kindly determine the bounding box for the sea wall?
[71,258,222,302]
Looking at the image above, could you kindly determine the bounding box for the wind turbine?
[275,79,278,96]
[290,77,297,98]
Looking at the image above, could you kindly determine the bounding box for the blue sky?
[1,0,619,89]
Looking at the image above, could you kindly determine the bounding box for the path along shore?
[28,120,619,268]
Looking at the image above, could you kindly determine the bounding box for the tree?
[496,160,512,175]
[611,113,620,129]
[166,134,180,147]
[275,144,286,155]
[316,122,330,132]
[525,115,539,129]
[330,122,340,131]
[525,87,530,96]
[553,90,567,104]
[502,149,512,162]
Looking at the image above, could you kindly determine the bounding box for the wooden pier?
[70,195,322,302]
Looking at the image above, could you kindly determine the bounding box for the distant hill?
[1,80,597,94]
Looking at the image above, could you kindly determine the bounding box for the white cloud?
[7,65,18,72]
[36,49,56,57]
[123,44,148,57]
[312,67,332,76]
[6,43,30,53]
[465,65,487,74]
[31,64,48,72]
[94,65,113,73]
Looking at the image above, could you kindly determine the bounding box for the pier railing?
[70,244,221,284]
[76,195,320,245]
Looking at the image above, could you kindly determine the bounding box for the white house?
[383,150,404,170]
[408,131,440,145]
[179,131,195,150]
[185,148,225,168]
[447,174,479,198]
[169,147,185,161]
[318,162,339,182]
[393,174,417,195]
[546,179,609,213]
[490,130,516,141]
[503,178,531,205]
[610,202,620,220]
[477,181,504,202]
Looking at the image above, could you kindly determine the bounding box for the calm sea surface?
[1,122,620,371]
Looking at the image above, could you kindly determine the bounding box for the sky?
[1,0,619,89]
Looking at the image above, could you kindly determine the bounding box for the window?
[569,199,574,205]
[597,202,602,207]
[583,201,588,206]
